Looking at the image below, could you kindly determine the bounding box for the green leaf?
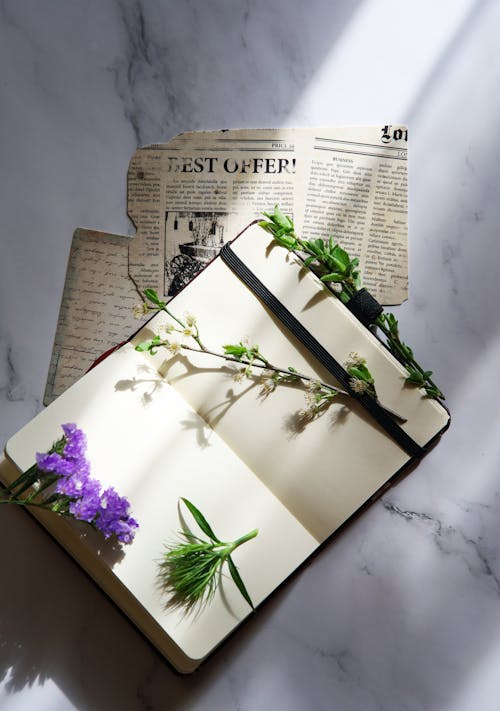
[135,341,152,352]
[258,220,274,233]
[227,556,254,609]
[181,498,221,542]
[405,369,425,385]
[347,366,364,380]
[332,245,350,268]
[301,242,319,257]
[273,205,292,231]
[303,255,317,267]
[320,273,345,282]
[273,233,296,250]
[223,344,247,359]
[330,257,348,274]
[401,343,413,359]
[425,384,443,399]
[143,288,162,306]
[385,313,399,336]
[351,364,372,382]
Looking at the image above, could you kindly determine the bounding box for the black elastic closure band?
[346,288,383,327]
[220,243,424,459]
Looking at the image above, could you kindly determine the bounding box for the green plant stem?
[0,498,72,517]
[373,315,442,396]
[6,462,38,497]
[161,306,207,351]
[140,286,408,417]
[294,240,360,296]
[200,529,259,561]
[22,475,57,504]
[270,224,443,399]
[179,343,349,396]
[226,528,259,555]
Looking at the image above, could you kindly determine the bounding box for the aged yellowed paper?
[45,126,408,404]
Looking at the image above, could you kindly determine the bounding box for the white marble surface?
[1,1,500,709]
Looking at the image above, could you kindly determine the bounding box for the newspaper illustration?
[44,126,408,404]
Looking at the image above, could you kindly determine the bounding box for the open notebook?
[1,223,449,672]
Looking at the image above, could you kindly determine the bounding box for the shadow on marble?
[106,0,365,145]
[3,463,500,711]
[5,1,500,708]
[0,498,300,710]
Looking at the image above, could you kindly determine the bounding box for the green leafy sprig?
[2,460,62,512]
[135,293,354,421]
[259,206,444,400]
[134,291,408,422]
[135,288,207,351]
[159,498,257,611]
[343,352,377,399]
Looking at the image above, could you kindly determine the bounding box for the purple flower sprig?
[2,423,138,544]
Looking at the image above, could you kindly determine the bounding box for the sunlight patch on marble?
[285,0,477,125]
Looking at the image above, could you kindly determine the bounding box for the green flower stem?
[163,306,186,330]
[259,207,443,400]
[12,478,39,499]
[226,528,259,555]
[288,238,359,301]
[0,499,45,508]
[2,463,71,516]
[374,315,442,397]
[162,306,207,352]
[8,470,59,502]
[6,437,67,498]
[197,529,258,563]
[0,494,93,526]
[6,462,39,497]
[140,289,207,351]
[22,476,57,504]
[0,497,73,518]
[181,344,406,420]
[138,297,409,420]
[139,329,407,419]
[179,343,349,396]
[139,286,408,419]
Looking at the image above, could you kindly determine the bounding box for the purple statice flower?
[55,466,89,498]
[113,517,139,544]
[61,423,87,461]
[61,422,78,437]
[69,477,102,522]
[36,451,76,478]
[36,423,89,479]
[32,423,138,544]
[95,487,139,543]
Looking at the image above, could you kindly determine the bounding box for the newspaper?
[44,126,408,404]
[297,128,408,303]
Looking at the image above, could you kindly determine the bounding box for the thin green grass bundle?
[159,498,257,612]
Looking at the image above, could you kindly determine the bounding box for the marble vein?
[384,499,500,597]
[2,1,500,709]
